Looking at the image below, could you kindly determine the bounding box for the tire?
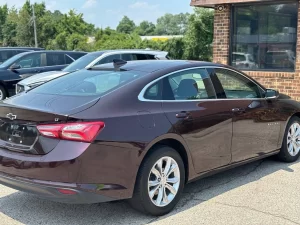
[0,85,7,100]
[278,116,300,162]
[129,145,185,216]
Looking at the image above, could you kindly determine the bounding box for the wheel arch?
[279,112,300,148]
[139,134,197,184]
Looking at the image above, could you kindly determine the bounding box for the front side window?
[14,53,44,68]
[215,68,262,99]
[231,2,298,71]
[163,69,216,100]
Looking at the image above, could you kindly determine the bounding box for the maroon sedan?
[0,60,300,216]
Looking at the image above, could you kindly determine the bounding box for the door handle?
[176,111,191,119]
[232,108,245,113]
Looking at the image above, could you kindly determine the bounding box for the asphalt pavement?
[1,158,300,225]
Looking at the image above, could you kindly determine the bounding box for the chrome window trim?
[138,66,266,102]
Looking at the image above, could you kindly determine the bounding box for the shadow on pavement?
[0,157,298,225]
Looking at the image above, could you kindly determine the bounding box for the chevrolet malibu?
[0,60,300,216]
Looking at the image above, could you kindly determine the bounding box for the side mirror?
[265,89,279,99]
[10,64,21,70]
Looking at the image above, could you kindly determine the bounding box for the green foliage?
[183,8,214,61]
[155,13,190,35]
[0,2,214,61]
[116,16,136,34]
[135,21,156,36]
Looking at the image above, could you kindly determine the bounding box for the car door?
[161,68,233,173]
[212,67,281,163]
[45,52,67,71]
[13,52,46,78]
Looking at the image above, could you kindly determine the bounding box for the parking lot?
[1,158,300,225]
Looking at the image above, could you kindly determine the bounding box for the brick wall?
[212,1,300,100]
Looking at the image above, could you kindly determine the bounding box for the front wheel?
[278,117,300,162]
[129,146,185,216]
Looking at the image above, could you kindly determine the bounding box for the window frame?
[229,0,299,72]
[211,67,266,99]
[139,67,220,102]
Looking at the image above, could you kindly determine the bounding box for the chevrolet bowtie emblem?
[6,113,17,121]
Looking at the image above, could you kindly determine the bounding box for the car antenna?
[113,59,127,71]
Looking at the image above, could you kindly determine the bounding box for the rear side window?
[146,54,156,60]
[132,54,148,60]
[65,54,74,64]
[163,68,216,100]
[46,53,65,66]
[31,69,147,97]
[144,81,162,100]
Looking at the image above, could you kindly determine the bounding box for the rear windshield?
[31,69,146,97]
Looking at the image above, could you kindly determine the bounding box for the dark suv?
[0,50,86,99]
[0,47,45,64]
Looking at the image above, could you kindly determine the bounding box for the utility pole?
[32,5,38,47]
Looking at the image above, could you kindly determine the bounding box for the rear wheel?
[278,117,300,162]
[129,146,185,216]
[0,85,7,100]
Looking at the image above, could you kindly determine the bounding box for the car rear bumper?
[0,172,116,204]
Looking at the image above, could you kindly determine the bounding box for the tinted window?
[231,3,297,71]
[121,54,134,61]
[164,69,216,100]
[0,50,14,63]
[96,54,121,65]
[215,68,262,99]
[68,53,86,60]
[31,69,146,97]
[132,54,148,60]
[65,54,74,64]
[46,53,65,66]
[147,54,156,60]
[14,53,43,68]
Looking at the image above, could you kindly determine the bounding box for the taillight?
[37,122,105,142]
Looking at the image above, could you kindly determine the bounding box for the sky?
[0,0,194,28]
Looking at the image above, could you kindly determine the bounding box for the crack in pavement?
[194,199,300,225]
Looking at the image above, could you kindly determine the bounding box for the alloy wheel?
[287,122,300,156]
[148,156,180,207]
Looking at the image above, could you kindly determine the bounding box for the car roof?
[92,60,222,73]
[16,50,87,56]
[92,49,168,55]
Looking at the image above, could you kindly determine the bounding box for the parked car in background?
[1,60,300,216]
[16,49,169,93]
[0,47,44,51]
[0,47,44,64]
[0,50,86,100]
[0,49,33,64]
[232,52,258,70]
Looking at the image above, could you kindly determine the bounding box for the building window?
[231,2,298,72]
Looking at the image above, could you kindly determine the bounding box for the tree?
[116,16,136,34]
[183,8,214,61]
[2,7,17,46]
[155,13,190,35]
[135,21,156,36]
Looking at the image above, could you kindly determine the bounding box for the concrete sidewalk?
[1,158,300,225]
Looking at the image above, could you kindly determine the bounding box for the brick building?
[191,0,300,100]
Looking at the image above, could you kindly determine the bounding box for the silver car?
[16,49,169,94]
